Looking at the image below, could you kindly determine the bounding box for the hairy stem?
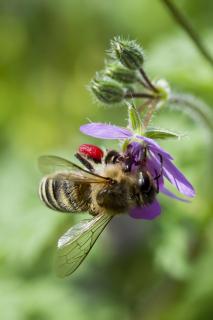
[137,99,152,113]
[137,77,150,89]
[169,92,213,188]
[143,101,158,129]
[139,68,159,93]
[169,92,213,132]
[161,0,213,67]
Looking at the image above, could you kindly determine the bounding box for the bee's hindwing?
[39,175,91,213]
[56,214,113,277]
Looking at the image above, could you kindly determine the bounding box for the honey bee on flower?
[38,37,197,277]
[39,121,195,277]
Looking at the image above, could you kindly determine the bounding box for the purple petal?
[136,135,173,160]
[150,152,195,198]
[129,200,161,220]
[126,142,145,162]
[80,123,133,139]
[160,185,190,203]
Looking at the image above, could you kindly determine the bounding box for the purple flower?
[80,122,195,220]
[130,200,161,220]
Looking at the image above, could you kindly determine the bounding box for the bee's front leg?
[75,153,95,172]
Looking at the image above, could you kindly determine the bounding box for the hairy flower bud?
[89,77,125,104]
[110,37,144,70]
[155,79,170,100]
[105,63,138,84]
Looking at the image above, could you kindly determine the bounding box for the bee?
[38,144,161,277]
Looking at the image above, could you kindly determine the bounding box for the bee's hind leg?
[75,153,94,172]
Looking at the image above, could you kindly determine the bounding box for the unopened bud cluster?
[89,37,144,105]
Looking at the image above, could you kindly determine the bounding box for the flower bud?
[89,77,125,104]
[105,63,138,84]
[155,79,170,100]
[110,37,144,70]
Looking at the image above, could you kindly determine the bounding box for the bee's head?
[137,171,157,206]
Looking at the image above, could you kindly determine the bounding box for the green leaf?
[145,128,182,140]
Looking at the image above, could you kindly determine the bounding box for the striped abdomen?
[39,175,91,213]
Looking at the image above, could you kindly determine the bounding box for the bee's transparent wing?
[38,155,88,174]
[38,155,108,183]
[56,214,113,278]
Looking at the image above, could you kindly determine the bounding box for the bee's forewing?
[38,155,81,174]
[56,214,113,278]
[38,155,107,183]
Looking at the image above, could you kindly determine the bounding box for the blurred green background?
[0,1,213,319]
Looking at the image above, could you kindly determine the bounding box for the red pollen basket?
[79,144,104,163]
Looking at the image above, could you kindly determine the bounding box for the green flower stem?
[169,93,213,132]
[137,77,150,89]
[139,68,159,93]
[125,92,156,99]
[161,0,213,68]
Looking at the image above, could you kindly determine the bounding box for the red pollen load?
[79,144,104,163]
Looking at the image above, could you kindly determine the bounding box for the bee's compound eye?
[79,144,104,163]
[138,172,151,192]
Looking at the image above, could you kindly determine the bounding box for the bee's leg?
[123,157,132,172]
[144,146,147,160]
[153,153,163,193]
[75,153,94,172]
[154,169,160,193]
[140,146,147,167]
[105,150,122,165]
[153,153,163,179]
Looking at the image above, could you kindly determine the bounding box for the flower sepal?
[128,104,143,135]
[144,128,182,140]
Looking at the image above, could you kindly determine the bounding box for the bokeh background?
[0,1,213,319]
